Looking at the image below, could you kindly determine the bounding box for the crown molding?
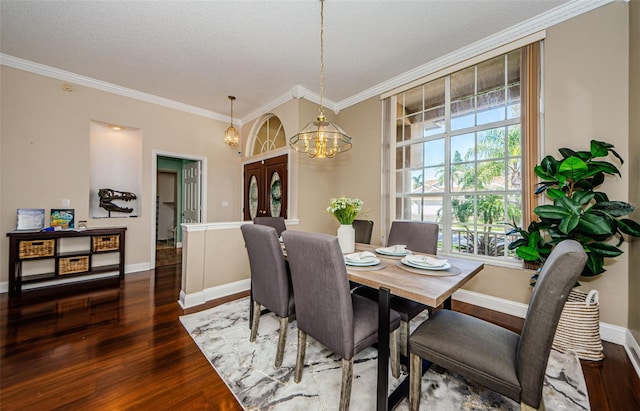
[335,0,614,111]
[0,53,239,125]
[0,0,612,125]
[241,85,340,125]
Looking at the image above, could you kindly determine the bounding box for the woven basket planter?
[552,289,604,361]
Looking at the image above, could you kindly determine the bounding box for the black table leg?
[377,287,391,411]
[444,295,452,310]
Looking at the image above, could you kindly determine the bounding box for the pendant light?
[224,95,240,146]
[289,0,352,159]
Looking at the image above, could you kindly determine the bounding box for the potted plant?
[507,139,640,284]
[327,196,364,253]
[507,140,640,360]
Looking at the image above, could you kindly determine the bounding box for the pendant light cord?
[319,0,325,118]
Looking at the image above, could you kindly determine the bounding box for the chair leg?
[339,358,354,411]
[390,328,400,379]
[275,316,288,368]
[400,320,410,357]
[250,300,261,342]
[294,329,307,383]
[521,402,542,411]
[409,352,422,411]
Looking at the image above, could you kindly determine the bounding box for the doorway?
[153,153,206,268]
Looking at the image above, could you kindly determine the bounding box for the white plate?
[345,258,381,267]
[401,257,451,271]
[375,247,411,256]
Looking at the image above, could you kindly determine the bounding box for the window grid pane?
[394,50,522,262]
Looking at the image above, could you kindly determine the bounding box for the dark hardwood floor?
[2,259,639,410]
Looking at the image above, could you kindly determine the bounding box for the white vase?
[337,224,355,253]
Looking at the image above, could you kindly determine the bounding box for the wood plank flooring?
[1,262,639,410]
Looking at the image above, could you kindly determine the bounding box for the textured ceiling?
[1,0,588,121]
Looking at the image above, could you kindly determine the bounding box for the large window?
[393,51,523,261]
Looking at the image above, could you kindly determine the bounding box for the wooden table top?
[346,243,484,308]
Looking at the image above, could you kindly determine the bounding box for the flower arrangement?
[327,196,363,225]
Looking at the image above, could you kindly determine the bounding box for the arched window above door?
[251,115,286,156]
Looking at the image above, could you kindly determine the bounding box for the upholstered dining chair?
[408,239,587,411]
[354,220,439,355]
[352,219,374,244]
[240,224,295,368]
[282,230,401,411]
[253,216,287,237]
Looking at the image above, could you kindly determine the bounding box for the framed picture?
[50,209,75,229]
[16,208,45,230]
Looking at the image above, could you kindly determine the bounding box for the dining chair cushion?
[352,294,401,353]
[409,309,521,400]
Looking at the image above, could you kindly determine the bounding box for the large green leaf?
[516,246,540,261]
[572,191,595,206]
[558,148,577,159]
[534,205,572,220]
[590,201,635,217]
[538,156,559,178]
[546,188,566,200]
[588,161,620,176]
[576,213,614,235]
[590,140,609,157]
[586,242,623,257]
[584,253,605,276]
[558,157,589,175]
[559,215,580,234]
[618,218,640,237]
[554,195,582,215]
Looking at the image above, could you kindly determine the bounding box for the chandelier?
[224,95,239,146]
[289,0,352,159]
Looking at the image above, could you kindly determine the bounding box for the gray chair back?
[353,219,374,244]
[387,221,438,254]
[516,239,587,406]
[282,231,356,359]
[241,224,293,318]
[253,216,287,237]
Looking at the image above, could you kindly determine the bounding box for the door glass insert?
[248,175,259,219]
[269,171,282,217]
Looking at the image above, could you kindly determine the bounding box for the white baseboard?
[626,330,640,379]
[126,262,151,273]
[453,288,639,378]
[178,279,251,309]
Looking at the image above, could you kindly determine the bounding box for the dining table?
[345,243,484,411]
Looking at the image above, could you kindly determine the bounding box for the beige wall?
[628,0,640,343]
[544,1,630,326]
[0,67,242,281]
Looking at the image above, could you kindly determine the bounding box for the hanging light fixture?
[289,0,352,159]
[224,95,240,146]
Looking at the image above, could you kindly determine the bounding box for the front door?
[243,154,288,220]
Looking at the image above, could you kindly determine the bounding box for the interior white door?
[182,161,201,223]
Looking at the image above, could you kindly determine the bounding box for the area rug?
[180,297,590,410]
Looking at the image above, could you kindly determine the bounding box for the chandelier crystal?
[289,0,352,159]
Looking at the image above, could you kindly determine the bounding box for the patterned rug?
[180,297,590,410]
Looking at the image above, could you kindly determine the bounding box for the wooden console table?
[7,227,126,297]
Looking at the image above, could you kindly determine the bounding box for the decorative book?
[50,209,75,229]
[16,208,45,230]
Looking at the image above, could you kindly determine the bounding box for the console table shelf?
[7,227,126,297]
